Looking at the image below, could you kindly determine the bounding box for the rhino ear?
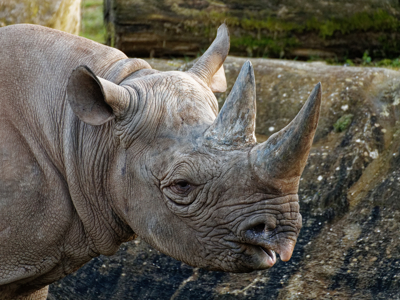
[188,24,229,92]
[209,65,227,93]
[67,65,131,126]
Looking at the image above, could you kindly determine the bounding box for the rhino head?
[67,24,321,272]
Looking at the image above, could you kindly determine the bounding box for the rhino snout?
[239,213,300,265]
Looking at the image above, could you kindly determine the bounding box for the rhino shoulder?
[0,24,128,78]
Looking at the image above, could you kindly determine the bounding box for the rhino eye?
[170,180,193,195]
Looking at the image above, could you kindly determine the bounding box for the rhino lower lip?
[260,246,276,267]
[240,242,277,268]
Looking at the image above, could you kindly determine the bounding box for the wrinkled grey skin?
[0,24,321,299]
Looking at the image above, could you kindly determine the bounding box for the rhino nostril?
[245,222,271,240]
[241,218,277,240]
[251,223,266,234]
[246,220,276,235]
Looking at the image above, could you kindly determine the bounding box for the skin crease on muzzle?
[0,23,321,298]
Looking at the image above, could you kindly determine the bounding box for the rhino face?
[66,24,321,272]
[151,149,302,272]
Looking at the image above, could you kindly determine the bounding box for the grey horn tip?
[240,60,255,81]
[314,82,322,93]
[243,60,253,70]
[309,82,322,103]
[217,23,229,37]
[244,60,252,66]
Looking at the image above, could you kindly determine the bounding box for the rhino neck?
[63,118,134,256]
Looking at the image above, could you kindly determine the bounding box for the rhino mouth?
[256,245,276,268]
[260,246,276,265]
[239,243,276,269]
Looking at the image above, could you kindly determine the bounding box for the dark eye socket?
[170,180,193,195]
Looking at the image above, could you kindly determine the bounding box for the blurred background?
[2,0,399,65]
[2,1,400,299]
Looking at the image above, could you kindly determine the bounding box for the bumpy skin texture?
[0,24,320,299]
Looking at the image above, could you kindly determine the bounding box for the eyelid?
[172,178,190,184]
[163,182,198,205]
[161,160,198,183]
[161,174,198,189]
[170,185,192,196]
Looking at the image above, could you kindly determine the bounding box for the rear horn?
[203,61,257,150]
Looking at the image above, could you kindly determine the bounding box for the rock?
[0,0,81,34]
[104,0,400,60]
[49,57,400,299]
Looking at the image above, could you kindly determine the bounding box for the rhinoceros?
[0,23,321,299]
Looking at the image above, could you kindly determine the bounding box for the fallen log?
[104,0,400,60]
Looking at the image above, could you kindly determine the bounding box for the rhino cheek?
[144,217,208,267]
[124,184,206,267]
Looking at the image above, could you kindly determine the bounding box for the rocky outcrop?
[49,57,400,299]
[104,0,400,60]
[0,0,81,34]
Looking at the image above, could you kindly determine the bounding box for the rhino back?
[0,24,127,296]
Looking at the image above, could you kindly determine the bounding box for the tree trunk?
[0,0,81,35]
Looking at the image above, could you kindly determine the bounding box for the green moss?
[194,11,239,29]
[362,51,372,65]
[333,114,354,132]
[306,10,400,38]
[230,35,299,57]
[240,17,299,32]
[377,58,400,68]
[181,11,301,57]
[185,8,400,59]
[208,9,399,38]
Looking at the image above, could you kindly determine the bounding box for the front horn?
[250,83,322,182]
